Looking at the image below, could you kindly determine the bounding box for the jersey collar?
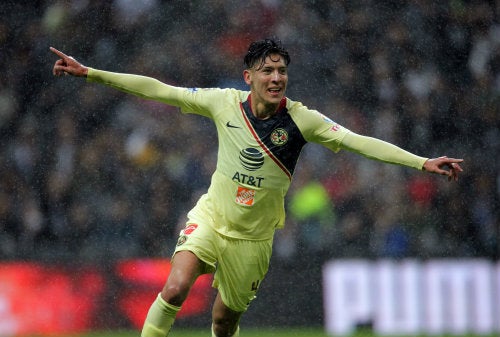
[246,94,287,118]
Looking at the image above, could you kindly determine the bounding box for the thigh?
[214,238,273,312]
[161,250,204,305]
[174,222,219,274]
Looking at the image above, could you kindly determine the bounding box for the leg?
[141,251,205,337]
[210,237,273,336]
[211,292,243,337]
[161,250,205,305]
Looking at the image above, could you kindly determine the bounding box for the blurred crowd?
[0,0,498,263]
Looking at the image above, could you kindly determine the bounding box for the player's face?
[244,53,288,116]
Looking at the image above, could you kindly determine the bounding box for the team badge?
[176,224,198,246]
[270,128,288,146]
[176,235,187,246]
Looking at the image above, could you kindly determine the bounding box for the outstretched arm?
[50,47,188,107]
[340,132,463,182]
[50,47,88,77]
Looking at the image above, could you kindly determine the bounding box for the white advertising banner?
[323,259,500,336]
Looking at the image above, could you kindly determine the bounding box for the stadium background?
[0,0,498,336]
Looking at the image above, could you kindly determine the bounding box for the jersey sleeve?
[288,102,350,153]
[87,68,186,105]
[340,132,428,170]
[86,68,232,118]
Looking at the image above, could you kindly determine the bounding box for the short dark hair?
[244,38,291,70]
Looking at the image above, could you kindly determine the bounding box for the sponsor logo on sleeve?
[318,112,341,131]
[330,123,340,131]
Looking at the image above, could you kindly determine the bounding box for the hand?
[50,47,88,77]
[423,156,464,182]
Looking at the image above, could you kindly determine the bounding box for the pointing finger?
[50,47,69,59]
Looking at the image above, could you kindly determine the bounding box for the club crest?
[270,128,288,146]
[176,235,187,246]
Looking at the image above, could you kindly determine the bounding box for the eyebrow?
[261,64,287,70]
[253,58,287,71]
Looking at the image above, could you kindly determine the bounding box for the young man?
[50,38,463,337]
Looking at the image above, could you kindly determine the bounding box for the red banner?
[115,259,213,328]
[0,259,213,336]
[0,262,106,336]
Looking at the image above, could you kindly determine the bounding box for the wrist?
[422,158,430,171]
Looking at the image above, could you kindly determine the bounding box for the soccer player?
[50,39,463,337]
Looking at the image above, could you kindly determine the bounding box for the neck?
[253,103,278,119]
[248,95,286,120]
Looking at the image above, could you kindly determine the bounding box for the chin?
[267,94,284,103]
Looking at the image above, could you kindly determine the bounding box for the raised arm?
[50,47,188,107]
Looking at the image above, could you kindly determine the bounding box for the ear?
[243,69,251,85]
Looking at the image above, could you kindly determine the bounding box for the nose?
[271,70,280,82]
